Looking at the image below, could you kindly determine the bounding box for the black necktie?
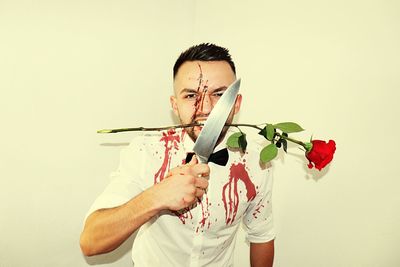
[185,148,229,166]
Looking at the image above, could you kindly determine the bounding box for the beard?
[182,118,201,142]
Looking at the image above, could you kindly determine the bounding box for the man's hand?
[80,155,209,256]
[154,155,210,211]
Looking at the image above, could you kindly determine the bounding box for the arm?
[80,156,209,256]
[250,240,275,267]
[80,186,162,256]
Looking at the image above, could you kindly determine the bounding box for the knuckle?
[185,195,195,203]
[199,177,208,187]
[196,189,205,197]
[189,186,196,195]
[183,175,195,183]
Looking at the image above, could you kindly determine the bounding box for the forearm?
[80,157,209,256]
[250,240,275,267]
[80,186,163,256]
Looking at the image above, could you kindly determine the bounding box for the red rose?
[305,140,336,171]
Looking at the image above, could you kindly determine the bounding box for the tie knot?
[185,148,229,166]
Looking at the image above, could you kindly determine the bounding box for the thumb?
[187,154,198,165]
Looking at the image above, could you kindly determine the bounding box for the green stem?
[97,123,263,133]
[97,123,308,150]
[229,123,264,131]
[97,123,202,133]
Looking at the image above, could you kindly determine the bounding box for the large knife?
[192,78,241,163]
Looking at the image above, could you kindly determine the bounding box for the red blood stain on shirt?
[154,129,181,184]
[174,208,193,224]
[252,198,265,219]
[153,129,196,225]
[222,163,256,224]
[197,194,211,231]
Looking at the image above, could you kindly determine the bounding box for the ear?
[233,94,242,115]
[170,95,179,116]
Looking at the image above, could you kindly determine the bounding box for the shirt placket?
[183,132,219,267]
[189,200,206,267]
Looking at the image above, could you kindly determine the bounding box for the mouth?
[193,119,207,132]
[195,119,207,125]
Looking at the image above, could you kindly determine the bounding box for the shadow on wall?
[275,140,332,182]
[83,232,137,265]
[100,143,130,147]
[283,151,331,182]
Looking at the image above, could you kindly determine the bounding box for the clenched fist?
[153,155,210,211]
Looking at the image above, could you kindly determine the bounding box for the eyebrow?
[179,86,228,95]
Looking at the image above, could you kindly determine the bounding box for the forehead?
[173,61,236,92]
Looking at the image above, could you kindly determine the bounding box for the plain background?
[1,0,399,266]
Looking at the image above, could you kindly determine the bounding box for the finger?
[183,194,196,205]
[195,188,205,198]
[187,154,198,166]
[191,163,210,177]
[194,177,209,190]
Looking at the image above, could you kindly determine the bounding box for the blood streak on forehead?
[191,63,209,122]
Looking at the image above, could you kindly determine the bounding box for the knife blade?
[192,78,241,163]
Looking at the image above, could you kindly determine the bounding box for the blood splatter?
[174,208,193,224]
[197,194,211,232]
[222,163,256,224]
[153,129,181,184]
[252,198,265,219]
[153,129,195,225]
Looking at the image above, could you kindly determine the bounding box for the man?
[80,43,275,267]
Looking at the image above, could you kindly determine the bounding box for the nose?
[197,92,213,115]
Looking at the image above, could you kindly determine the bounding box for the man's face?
[170,60,242,142]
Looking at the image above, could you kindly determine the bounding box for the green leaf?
[260,143,278,163]
[238,133,247,152]
[274,122,304,133]
[258,124,275,141]
[266,124,275,141]
[226,132,242,149]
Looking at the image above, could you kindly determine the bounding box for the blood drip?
[190,64,209,123]
[197,194,211,232]
[174,208,193,224]
[154,129,194,225]
[222,163,256,224]
[153,129,180,184]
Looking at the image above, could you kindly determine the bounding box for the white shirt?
[87,128,275,267]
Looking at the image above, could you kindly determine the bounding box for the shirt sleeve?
[85,137,146,219]
[242,164,275,243]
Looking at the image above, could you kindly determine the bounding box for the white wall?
[1,1,399,266]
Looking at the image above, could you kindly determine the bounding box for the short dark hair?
[173,43,236,78]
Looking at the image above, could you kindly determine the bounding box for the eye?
[213,91,225,98]
[184,93,198,99]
